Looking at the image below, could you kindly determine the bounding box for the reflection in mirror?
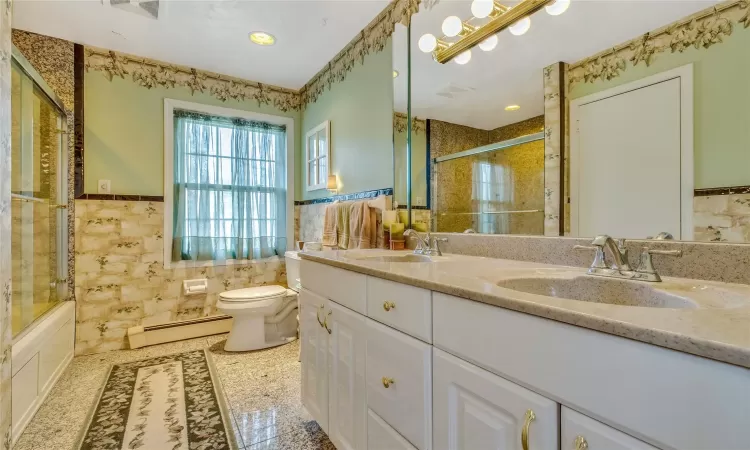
[409,0,750,243]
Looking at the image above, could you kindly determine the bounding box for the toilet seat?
[219,285,287,303]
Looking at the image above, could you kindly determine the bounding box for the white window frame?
[163,98,295,269]
[305,120,331,191]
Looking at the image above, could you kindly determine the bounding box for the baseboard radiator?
[127,315,233,349]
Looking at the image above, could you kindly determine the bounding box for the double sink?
[342,251,746,310]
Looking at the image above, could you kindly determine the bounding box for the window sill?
[164,255,283,271]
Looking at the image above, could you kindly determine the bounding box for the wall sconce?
[327,174,338,193]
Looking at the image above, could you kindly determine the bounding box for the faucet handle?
[430,237,448,256]
[574,245,607,269]
[636,247,682,280]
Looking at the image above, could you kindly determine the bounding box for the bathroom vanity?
[298,250,750,450]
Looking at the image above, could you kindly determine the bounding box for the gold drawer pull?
[574,435,588,450]
[324,311,332,335]
[521,409,535,450]
[381,377,395,388]
[383,301,396,312]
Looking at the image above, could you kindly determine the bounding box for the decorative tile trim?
[694,185,750,196]
[294,188,393,206]
[569,0,749,87]
[300,0,419,105]
[77,194,165,202]
[543,62,568,236]
[74,43,85,199]
[396,204,429,210]
[394,112,426,134]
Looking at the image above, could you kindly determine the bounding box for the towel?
[322,203,338,248]
[336,202,351,250]
[349,201,377,249]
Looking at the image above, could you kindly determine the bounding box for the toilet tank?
[284,251,302,291]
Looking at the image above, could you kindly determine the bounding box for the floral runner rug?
[78,349,238,450]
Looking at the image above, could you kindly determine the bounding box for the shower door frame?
[10,46,69,340]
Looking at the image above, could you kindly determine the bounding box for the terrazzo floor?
[14,334,334,450]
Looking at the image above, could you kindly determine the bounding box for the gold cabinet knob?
[574,435,588,450]
[381,377,395,388]
[521,409,535,450]
[383,301,396,312]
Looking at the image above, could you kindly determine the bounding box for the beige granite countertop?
[299,250,750,369]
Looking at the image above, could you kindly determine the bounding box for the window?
[305,121,330,191]
[165,103,290,266]
[472,160,513,234]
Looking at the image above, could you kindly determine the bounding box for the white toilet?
[217,251,302,352]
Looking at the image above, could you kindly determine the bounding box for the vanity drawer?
[300,260,366,314]
[561,407,657,450]
[366,318,432,450]
[367,408,418,450]
[366,276,432,343]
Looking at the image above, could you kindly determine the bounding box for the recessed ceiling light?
[249,32,275,46]
[505,105,521,111]
[393,70,399,78]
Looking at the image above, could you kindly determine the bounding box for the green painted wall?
[300,40,394,201]
[394,123,427,207]
[84,73,301,197]
[570,28,750,189]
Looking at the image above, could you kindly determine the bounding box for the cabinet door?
[368,408,418,450]
[299,289,329,433]
[561,407,658,450]
[433,348,558,450]
[328,300,367,450]
[366,318,432,450]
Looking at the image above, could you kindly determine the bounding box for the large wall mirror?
[405,0,750,243]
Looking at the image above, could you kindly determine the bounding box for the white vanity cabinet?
[433,348,558,450]
[300,259,750,450]
[299,289,330,433]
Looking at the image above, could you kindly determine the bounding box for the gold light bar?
[434,0,554,64]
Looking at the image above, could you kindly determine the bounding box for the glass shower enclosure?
[432,132,545,235]
[10,48,69,337]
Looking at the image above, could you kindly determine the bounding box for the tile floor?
[14,335,334,450]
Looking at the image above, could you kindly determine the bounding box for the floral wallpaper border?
[85,0,420,111]
[543,62,568,236]
[569,0,749,86]
[393,112,426,134]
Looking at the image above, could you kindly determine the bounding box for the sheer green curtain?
[172,109,287,261]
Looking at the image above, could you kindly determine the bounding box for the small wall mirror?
[407,0,750,243]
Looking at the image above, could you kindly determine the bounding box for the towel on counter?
[322,203,338,248]
[349,201,377,249]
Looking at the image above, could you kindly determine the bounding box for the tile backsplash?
[74,200,286,355]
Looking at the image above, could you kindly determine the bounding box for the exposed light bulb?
[471,0,494,19]
[478,34,498,51]
[509,16,531,36]
[418,33,438,53]
[442,16,463,37]
[545,0,570,16]
[454,50,472,65]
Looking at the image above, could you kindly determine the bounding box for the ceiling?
[12,0,389,90]
[399,0,722,130]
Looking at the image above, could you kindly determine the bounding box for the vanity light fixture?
[505,104,521,111]
[454,50,472,65]
[249,32,276,46]
[393,70,399,78]
[423,0,565,64]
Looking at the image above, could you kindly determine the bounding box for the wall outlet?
[416,196,423,205]
[98,180,111,194]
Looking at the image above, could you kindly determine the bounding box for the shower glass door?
[10,56,68,337]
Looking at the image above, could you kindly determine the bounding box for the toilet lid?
[219,285,287,303]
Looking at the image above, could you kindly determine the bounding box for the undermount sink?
[344,254,434,263]
[496,276,699,309]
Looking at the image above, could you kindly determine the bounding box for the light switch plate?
[98,179,111,194]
